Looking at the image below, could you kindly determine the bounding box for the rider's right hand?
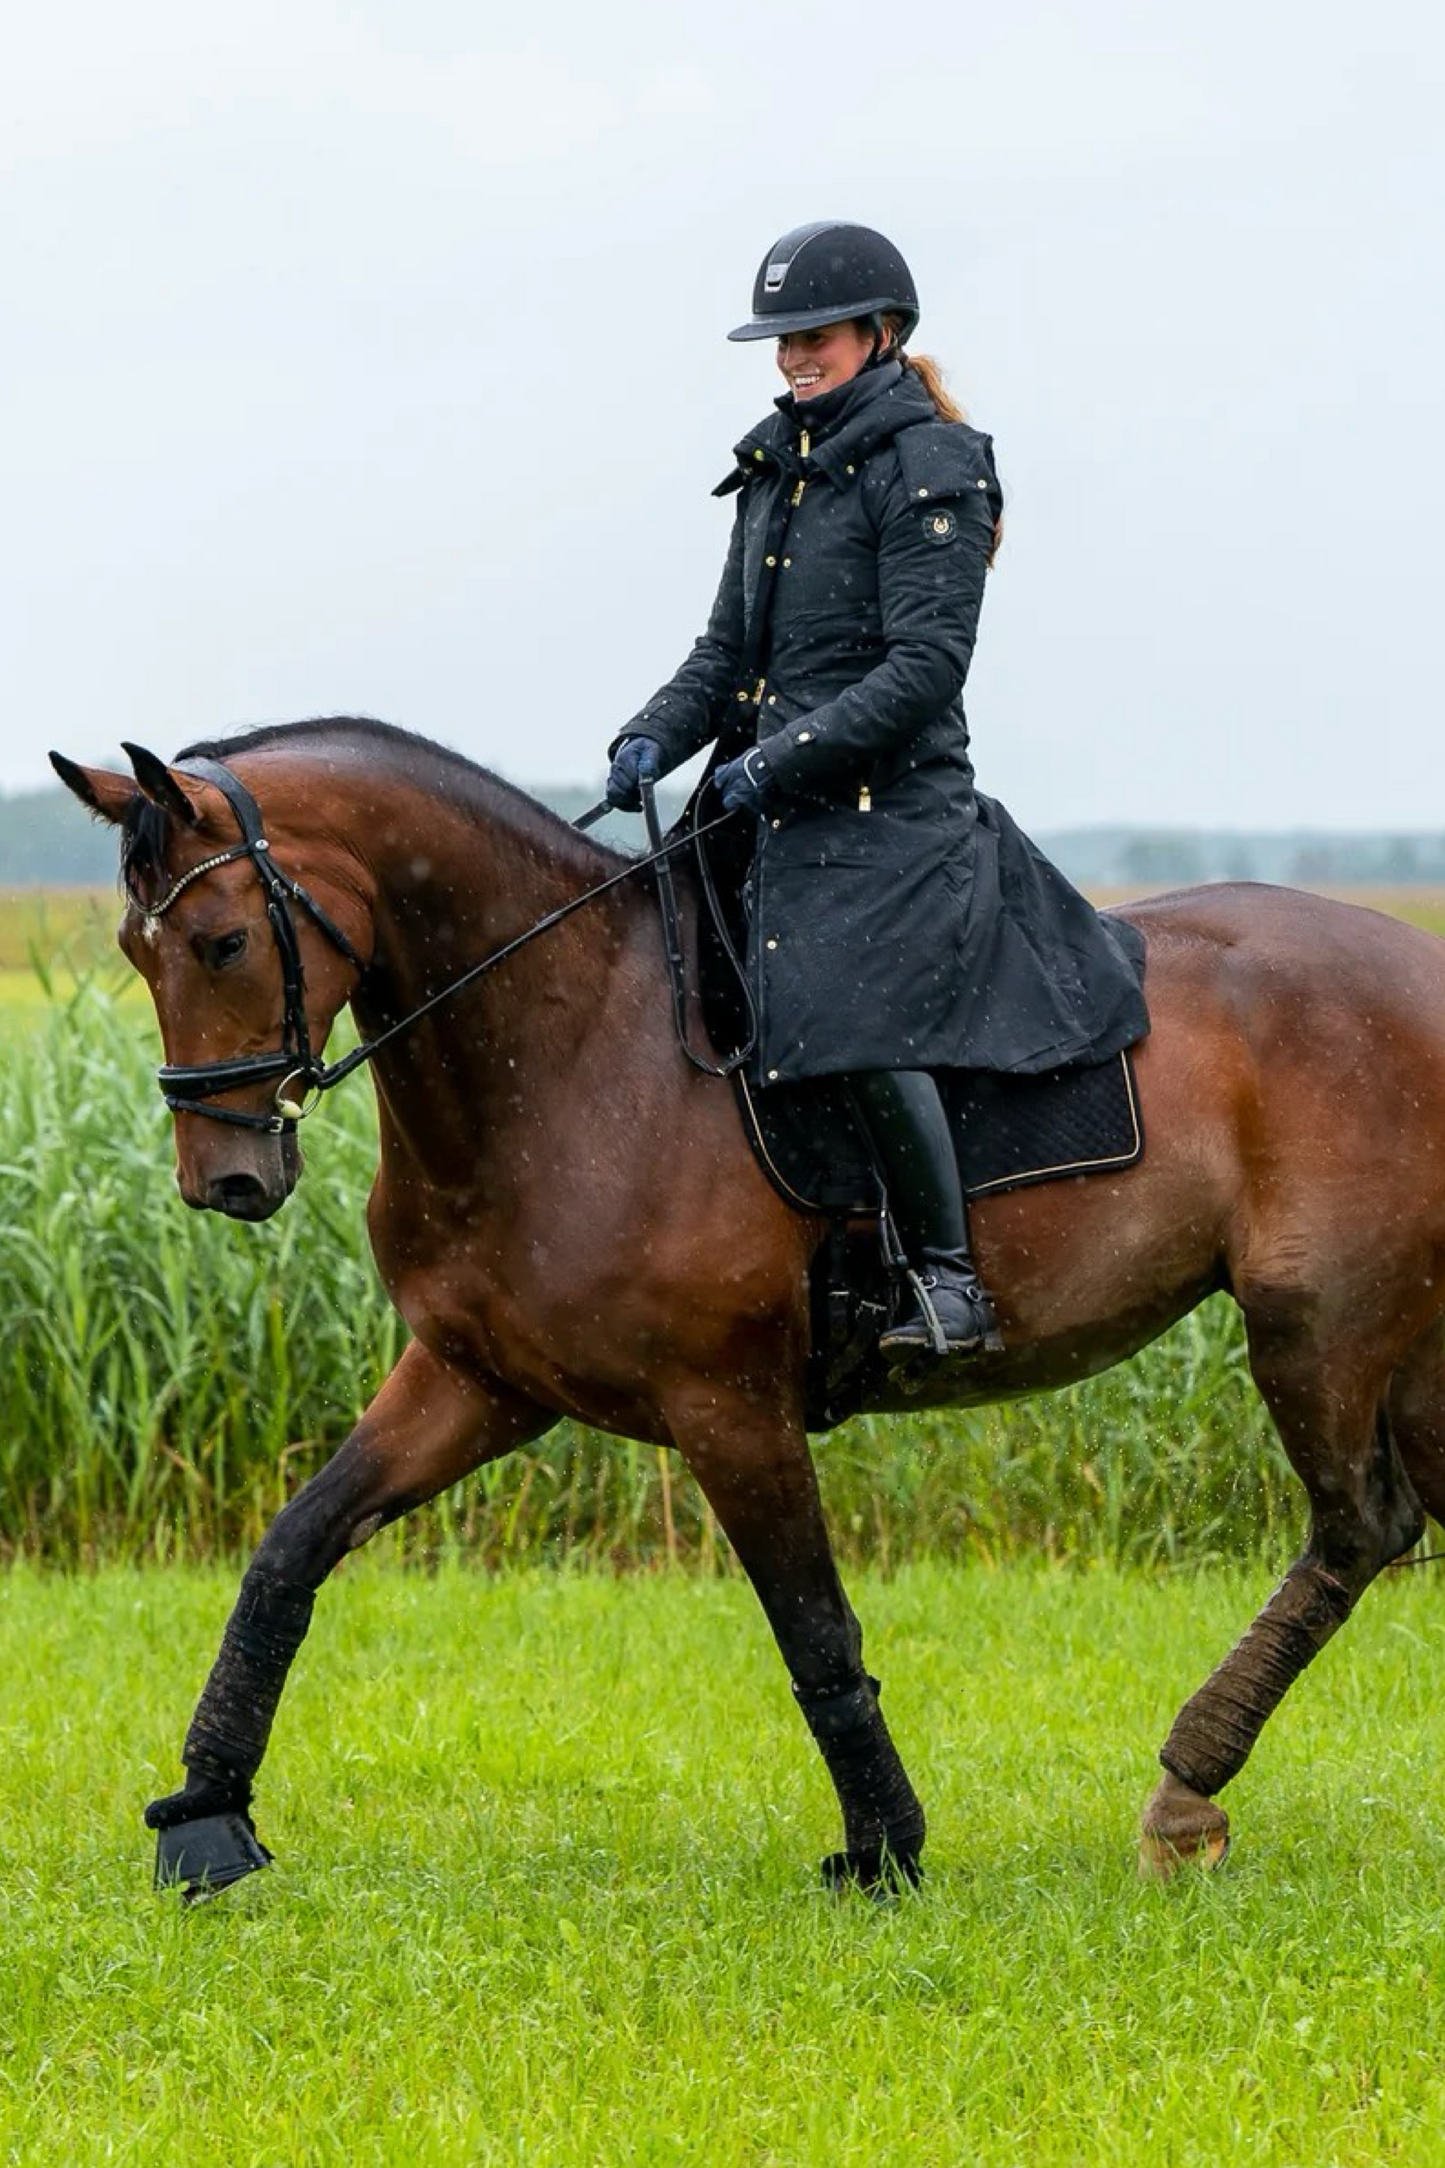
[605,736,663,812]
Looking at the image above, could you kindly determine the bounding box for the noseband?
[141,757,365,1134]
[137,759,746,1136]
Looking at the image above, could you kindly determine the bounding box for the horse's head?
[50,741,371,1221]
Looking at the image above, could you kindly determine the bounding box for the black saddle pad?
[734,1049,1143,1218]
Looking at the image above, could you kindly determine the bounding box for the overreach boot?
[847,1069,1003,1361]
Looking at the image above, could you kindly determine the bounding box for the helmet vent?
[763,261,788,292]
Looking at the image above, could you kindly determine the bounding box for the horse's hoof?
[152,1811,273,1902]
[820,1846,923,1900]
[1138,1771,1231,1880]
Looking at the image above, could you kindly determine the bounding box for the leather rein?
[139,758,748,1135]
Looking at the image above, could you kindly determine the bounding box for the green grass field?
[2,1562,1443,2166]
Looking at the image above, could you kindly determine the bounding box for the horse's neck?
[349,776,659,1179]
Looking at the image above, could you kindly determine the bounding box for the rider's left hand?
[605,735,663,812]
[714,748,778,816]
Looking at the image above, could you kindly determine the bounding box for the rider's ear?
[120,742,204,828]
[48,750,142,826]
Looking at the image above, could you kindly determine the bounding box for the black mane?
[119,715,621,901]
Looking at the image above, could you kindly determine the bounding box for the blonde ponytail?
[900,349,967,424]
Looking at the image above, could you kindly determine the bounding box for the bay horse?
[52,717,1445,1898]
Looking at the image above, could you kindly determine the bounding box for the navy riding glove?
[714,748,777,816]
[605,736,663,812]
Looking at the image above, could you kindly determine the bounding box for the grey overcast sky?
[3,0,1440,829]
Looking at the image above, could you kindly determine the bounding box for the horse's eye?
[202,929,249,971]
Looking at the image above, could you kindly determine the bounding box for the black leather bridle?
[142,758,368,1133]
[137,759,749,1136]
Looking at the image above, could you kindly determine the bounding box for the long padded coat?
[623,360,1148,1085]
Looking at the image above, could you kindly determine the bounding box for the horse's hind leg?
[146,1342,550,1894]
[1140,1309,1426,1877]
[1387,1315,1445,1530]
[670,1386,926,1893]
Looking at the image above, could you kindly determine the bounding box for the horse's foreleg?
[1140,1323,1426,1877]
[671,1390,925,1893]
[147,1342,550,1893]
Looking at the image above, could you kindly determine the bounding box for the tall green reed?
[0,973,1302,1567]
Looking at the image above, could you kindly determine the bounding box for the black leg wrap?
[793,1673,926,1892]
[144,1567,315,1891]
[1161,1563,1353,1798]
[181,1567,316,1782]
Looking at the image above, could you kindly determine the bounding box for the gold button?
[917,487,930,498]
[765,554,777,567]
[782,556,792,567]
[770,818,782,830]
[767,694,777,706]
[767,1068,779,1080]
[753,448,766,461]
[797,730,813,743]
[735,690,749,703]
[766,938,778,951]
[976,476,989,488]
[846,463,855,474]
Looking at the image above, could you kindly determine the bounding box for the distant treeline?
[6,782,1445,892]
[1037,827,1445,890]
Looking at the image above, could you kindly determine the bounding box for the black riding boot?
[848,1070,1002,1360]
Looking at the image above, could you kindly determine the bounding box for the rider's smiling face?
[775,320,877,400]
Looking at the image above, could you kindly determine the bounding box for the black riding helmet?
[728,221,920,344]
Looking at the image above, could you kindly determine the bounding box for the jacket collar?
[714,361,938,495]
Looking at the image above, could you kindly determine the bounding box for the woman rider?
[605,221,1147,1365]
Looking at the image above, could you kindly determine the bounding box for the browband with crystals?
[138,842,253,925]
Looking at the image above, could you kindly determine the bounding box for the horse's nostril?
[208,1172,278,1222]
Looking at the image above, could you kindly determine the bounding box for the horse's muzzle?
[198,1171,289,1221]
[180,1133,302,1220]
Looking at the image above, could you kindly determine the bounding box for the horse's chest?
[371,1202,603,1378]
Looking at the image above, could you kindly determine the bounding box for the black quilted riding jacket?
[623,361,1147,1083]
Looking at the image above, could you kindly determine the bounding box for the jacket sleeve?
[609,499,747,767]
[761,429,998,798]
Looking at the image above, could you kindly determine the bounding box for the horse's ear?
[48,750,141,826]
[120,742,203,828]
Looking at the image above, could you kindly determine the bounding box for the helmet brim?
[727,299,917,343]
